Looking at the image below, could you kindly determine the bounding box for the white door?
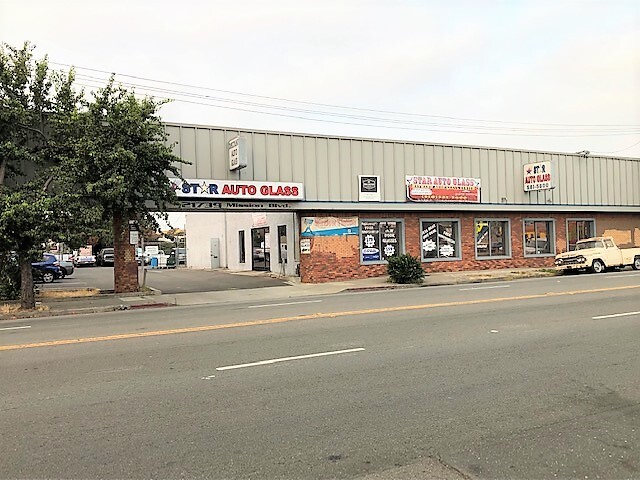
[210,238,220,269]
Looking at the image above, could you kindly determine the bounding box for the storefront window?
[475,219,510,258]
[567,219,595,251]
[360,220,403,263]
[421,220,460,261]
[524,220,555,256]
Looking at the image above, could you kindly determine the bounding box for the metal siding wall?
[210,129,228,179]
[372,142,384,198]
[279,135,293,182]
[316,138,330,200]
[362,140,373,173]
[607,158,616,205]
[303,137,318,200]
[443,146,453,177]
[435,145,444,175]
[253,133,267,181]
[496,150,507,203]
[380,142,393,200]
[339,139,352,201]
[266,135,279,182]
[351,140,363,201]
[593,156,603,205]
[179,127,197,178]
[415,144,426,175]
[629,162,640,206]
[166,126,182,173]
[327,138,341,200]
[479,149,490,203]
[164,125,639,207]
[425,145,436,176]
[292,136,305,184]
[394,143,405,201]
[404,143,416,177]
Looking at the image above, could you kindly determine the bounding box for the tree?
[66,79,186,293]
[0,42,100,308]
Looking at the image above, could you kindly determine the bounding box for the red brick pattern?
[299,211,640,283]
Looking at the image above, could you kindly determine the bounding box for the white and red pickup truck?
[554,236,640,273]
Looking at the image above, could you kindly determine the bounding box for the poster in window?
[380,222,399,261]
[361,221,381,262]
[438,222,457,257]
[421,222,438,259]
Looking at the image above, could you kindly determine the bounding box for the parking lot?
[39,265,290,294]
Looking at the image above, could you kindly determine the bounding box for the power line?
[52,61,640,129]
[72,79,640,138]
[72,72,638,134]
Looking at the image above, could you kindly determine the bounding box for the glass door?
[251,227,270,271]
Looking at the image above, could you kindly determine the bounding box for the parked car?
[173,247,186,265]
[31,254,62,283]
[97,248,115,266]
[74,247,96,267]
[51,254,75,278]
[555,236,640,273]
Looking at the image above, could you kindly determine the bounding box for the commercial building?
[165,123,640,282]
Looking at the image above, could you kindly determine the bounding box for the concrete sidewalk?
[1,267,557,320]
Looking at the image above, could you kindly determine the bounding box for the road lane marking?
[248,300,322,309]
[215,348,366,371]
[0,325,31,331]
[201,374,216,380]
[592,311,640,320]
[1,284,639,352]
[459,285,511,291]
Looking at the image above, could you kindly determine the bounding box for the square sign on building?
[523,161,553,191]
[229,136,248,171]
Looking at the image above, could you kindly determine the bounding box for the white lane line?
[216,347,365,371]
[593,311,640,320]
[201,374,216,380]
[0,325,31,331]
[459,285,511,291]
[248,300,322,309]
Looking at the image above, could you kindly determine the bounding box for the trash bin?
[150,257,158,268]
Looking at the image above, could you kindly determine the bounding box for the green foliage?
[387,254,425,284]
[63,77,187,219]
[0,253,20,300]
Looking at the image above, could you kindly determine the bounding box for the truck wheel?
[591,259,605,274]
[42,272,55,283]
[633,256,640,270]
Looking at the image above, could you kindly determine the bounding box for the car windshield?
[575,240,602,250]
[103,249,114,254]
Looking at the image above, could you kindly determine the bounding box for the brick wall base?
[299,211,640,283]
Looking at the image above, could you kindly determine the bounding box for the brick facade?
[299,211,640,283]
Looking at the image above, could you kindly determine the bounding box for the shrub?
[387,254,425,284]
[0,254,20,301]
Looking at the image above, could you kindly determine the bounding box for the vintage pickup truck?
[554,236,640,273]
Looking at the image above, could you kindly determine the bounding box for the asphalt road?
[41,265,289,293]
[2,272,640,479]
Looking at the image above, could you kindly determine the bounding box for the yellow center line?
[1,284,638,352]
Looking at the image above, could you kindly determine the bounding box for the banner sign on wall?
[170,178,304,201]
[523,161,552,191]
[406,176,481,203]
[358,175,381,201]
[301,217,359,237]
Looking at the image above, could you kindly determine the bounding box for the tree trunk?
[0,157,6,186]
[20,256,36,310]
[113,211,139,294]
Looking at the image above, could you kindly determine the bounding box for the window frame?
[359,218,405,265]
[474,218,512,260]
[419,218,462,262]
[566,218,596,252]
[523,218,556,258]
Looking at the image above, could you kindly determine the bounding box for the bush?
[0,254,21,301]
[387,254,425,284]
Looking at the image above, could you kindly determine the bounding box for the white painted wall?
[185,212,298,276]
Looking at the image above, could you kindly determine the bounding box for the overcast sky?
[2,0,639,157]
[2,1,639,228]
